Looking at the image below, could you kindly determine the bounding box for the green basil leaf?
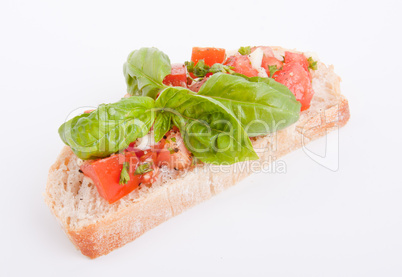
[123,47,171,99]
[246,76,296,98]
[153,112,171,143]
[156,87,258,164]
[197,73,301,137]
[59,96,155,160]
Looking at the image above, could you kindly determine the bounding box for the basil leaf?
[153,112,171,143]
[135,162,153,175]
[238,46,251,55]
[156,87,258,164]
[59,96,155,160]
[119,162,130,185]
[246,76,296,98]
[123,47,171,99]
[197,73,301,137]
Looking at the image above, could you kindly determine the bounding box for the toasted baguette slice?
[45,48,350,259]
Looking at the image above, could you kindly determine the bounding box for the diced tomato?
[156,131,192,170]
[191,47,226,67]
[250,46,283,76]
[224,54,259,77]
[273,63,313,111]
[188,72,197,80]
[139,151,157,163]
[80,152,141,204]
[163,63,187,87]
[262,56,283,76]
[84,109,95,114]
[284,51,309,72]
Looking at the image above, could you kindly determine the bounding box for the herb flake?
[119,162,130,185]
[238,46,251,55]
[268,65,279,77]
[308,57,318,70]
[134,162,153,175]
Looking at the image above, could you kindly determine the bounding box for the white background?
[1,0,401,276]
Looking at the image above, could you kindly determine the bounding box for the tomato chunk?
[156,131,192,170]
[191,47,226,67]
[224,54,259,77]
[162,63,187,87]
[262,56,283,76]
[284,51,309,72]
[250,46,283,76]
[273,63,313,111]
[80,152,140,204]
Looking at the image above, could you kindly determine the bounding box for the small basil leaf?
[153,112,171,143]
[123,47,171,99]
[198,73,301,137]
[59,96,155,160]
[156,87,258,164]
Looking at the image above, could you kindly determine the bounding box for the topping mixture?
[59,46,317,203]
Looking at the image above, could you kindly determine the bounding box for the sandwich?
[45,46,350,258]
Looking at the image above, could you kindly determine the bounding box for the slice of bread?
[44,48,350,258]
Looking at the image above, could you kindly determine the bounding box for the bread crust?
[45,55,350,259]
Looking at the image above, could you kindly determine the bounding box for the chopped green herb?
[209,63,235,74]
[307,57,318,70]
[194,60,210,77]
[186,61,235,78]
[168,148,175,155]
[238,46,251,55]
[134,162,153,175]
[119,162,130,185]
[185,60,210,77]
[171,137,176,142]
[184,61,195,72]
[268,65,279,77]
